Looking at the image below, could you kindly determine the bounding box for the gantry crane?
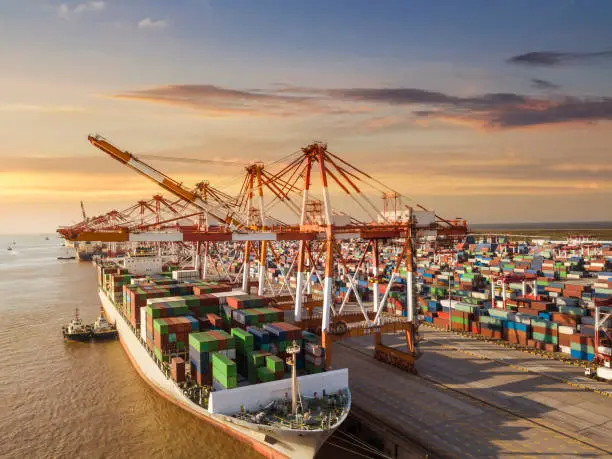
[63,135,472,373]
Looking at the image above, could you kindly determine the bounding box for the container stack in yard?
[413,238,612,364]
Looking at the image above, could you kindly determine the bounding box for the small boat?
[91,308,118,340]
[57,256,76,260]
[62,308,118,342]
[45,236,50,241]
[7,246,11,251]
[62,308,93,342]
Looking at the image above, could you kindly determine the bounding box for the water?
[0,235,262,459]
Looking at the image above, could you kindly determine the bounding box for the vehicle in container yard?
[96,256,350,459]
[62,308,93,342]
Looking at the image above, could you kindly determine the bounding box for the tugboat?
[62,308,93,341]
[91,307,118,340]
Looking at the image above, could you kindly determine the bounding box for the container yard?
[55,135,612,459]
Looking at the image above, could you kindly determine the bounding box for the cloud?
[107,84,363,117]
[507,50,612,67]
[530,78,560,90]
[0,104,85,113]
[58,1,105,20]
[106,83,612,129]
[138,18,168,29]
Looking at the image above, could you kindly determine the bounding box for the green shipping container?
[214,374,237,388]
[257,367,275,382]
[153,318,169,334]
[231,328,255,347]
[532,332,558,344]
[266,355,284,372]
[212,353,237,377]
[189,332,219,352]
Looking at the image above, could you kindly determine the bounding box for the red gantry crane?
[62,134,470,372]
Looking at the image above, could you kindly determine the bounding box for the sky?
[1,0,612,233]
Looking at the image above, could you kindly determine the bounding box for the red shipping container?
[549,313,578,327]
[206,313,223,328]
[190,364,212,386]
[171,357,185,383]
[544,343,558,353]
[481,328,503,340]
[192,284,232,295]
[433,317,449,328]
[470,322,481,334]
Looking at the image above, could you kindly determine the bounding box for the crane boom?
[87,135,245,231]
[80,201,87,221]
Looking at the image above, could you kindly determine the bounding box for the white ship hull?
[99,290,350,458]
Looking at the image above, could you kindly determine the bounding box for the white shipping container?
[558,325,576,335]
[559,345,572,355]
[131,277,149,285]
[172,269,200,281]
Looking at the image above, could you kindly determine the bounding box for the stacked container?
[529,318,558,352]
[189,330,235,386]
[232,307,284,327]
[172,269,200,281]
[265,355,285,379]
[231,328,254,377]
[246,350,271,384]
[153,316,199,362]
[212,352,237,389]
[171,357,186,383]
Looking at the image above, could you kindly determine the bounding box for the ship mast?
[286,340,301,415]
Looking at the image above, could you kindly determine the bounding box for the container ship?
[96,255,350,459]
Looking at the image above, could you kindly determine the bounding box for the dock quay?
[327,328,612,458]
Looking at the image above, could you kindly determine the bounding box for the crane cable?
[138,154,245,167]
[336,430,393,457]
[326,438,391,459]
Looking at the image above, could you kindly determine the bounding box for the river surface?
[0,235,353,459]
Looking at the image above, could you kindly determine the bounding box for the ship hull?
[63,332,93,342]
[92,331,118,341]
[99,290,345,458]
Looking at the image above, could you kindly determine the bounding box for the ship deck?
[331,326,612,458]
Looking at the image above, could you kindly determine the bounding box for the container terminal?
[57,135,612,458]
